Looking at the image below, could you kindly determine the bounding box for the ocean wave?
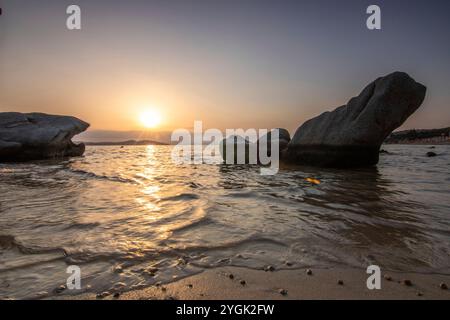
[160,193,200,201]
[0,234,67,256]
[62,222,101,231]
[65,168,137,184]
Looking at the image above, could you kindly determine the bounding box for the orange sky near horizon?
[1,1,449,134]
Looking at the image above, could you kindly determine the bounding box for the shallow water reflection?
[0,145,449,299]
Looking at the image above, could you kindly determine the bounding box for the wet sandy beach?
[63,266,450,300]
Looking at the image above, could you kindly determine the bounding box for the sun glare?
[139,110,162,128]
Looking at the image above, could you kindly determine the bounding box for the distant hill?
[385,127,450,144]
[84,140,168,146]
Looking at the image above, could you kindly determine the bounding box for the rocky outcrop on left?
[0,112,89,161]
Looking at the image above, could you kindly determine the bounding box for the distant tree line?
[385,127,450,143]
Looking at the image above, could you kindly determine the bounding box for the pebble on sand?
[337,280,344,285]
[113,292,121,299]
[96,291,110,299]
[144,267,159,277]
[440,283,448,290]
[240,280,246,286]
[384,275,392,281]
[279,289,288,296]
[228,274,234,280]
[402,279,413,286]
[416,292,423,297]
[54,285,66,294]
[264,265,275,272]
[306,269,313,275]
[187,284,193,288]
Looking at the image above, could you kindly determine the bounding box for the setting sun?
[139,110,162,128]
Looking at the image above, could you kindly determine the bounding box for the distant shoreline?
[82,140,169,146]
[384,141,450,145]
[385,127,449,145]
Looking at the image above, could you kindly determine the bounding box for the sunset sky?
[0,0,449,139]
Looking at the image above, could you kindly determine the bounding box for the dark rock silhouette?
[220,129,291,164]
[0,112,89,161]
[220,135,254,164]
[257,128,291,157]
[285,72,426,167]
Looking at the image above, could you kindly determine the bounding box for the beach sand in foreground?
[65,267,450,300]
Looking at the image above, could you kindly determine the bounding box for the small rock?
[187,284,193,288]
[96,291,110,299]
[285,261,293,267]
[228,274,234,280]
[416,292,423,297]
[147,267,159,273]
[402,279,413,286]
[113,292,121,299]
[426,152,437,157]
[240,280,246,286]
[306,269,313,276]
[114,266,123,274]
[264,265,275,272]
[144,270,156,277]
[54,285,66,294]
[279,289,288,296]
[440,283,448,290]
[161,287,167,292]
[384,275,392,281]
[337,280,344,285]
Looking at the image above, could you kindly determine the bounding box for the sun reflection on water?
[136,145,161,217]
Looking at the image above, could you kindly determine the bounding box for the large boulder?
[257,128,291,158]
[285,72,426,167]
[220,135,255,164]
[0,112,89,161]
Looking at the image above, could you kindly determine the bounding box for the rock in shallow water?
[220,128,290,164]
[257,128,291,159]
[0,112,89,162]
[285,72,426,167]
